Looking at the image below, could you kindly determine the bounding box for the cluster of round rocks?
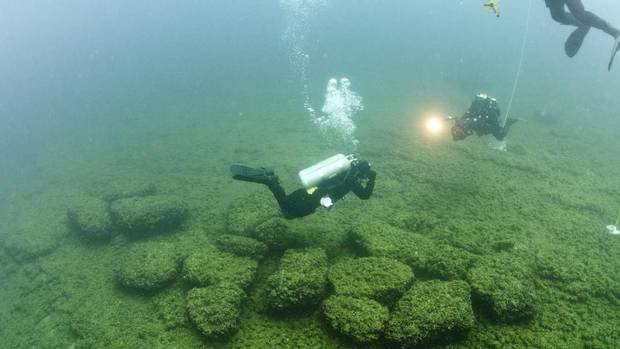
[66,186,538,347]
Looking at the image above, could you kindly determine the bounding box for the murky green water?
[1,1,619,348]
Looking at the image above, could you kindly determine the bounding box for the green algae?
[1,91,620,349]
[186,284,246,339]
[215,234,268,259]
[323,295,390,343]
[385,280,475,347]
[110,195,189,238]
[67,197,114,241]
[182,248,258,290]
[327,257,413,304]
[115,241,180,292]
[267,248,328,312]
[467,252,537,323]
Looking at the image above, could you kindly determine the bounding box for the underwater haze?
[1,1,620,348]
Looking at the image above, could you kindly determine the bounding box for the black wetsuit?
[266,161,376,219]
[545,0,620,38]
[451,95,510,141]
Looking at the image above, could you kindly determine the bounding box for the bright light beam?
[424,116,444,135]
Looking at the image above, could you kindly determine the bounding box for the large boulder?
[115,242,180,292]
[92,178,157,202]
[267,248,328,311]
[328,257,413,304]
[349,221,476,280]
[349,221,430,266]
[225,191,280,235]
[186,284,245,339]
[385,280,475,348]
[182,248,258,290]
[67,197,113,241]
[3,215,66,262]
[110,195,188,237]
[467,253,536,323]
[422,243,477,280]
[251,217,306,252]
[323,295,389,343]
[215,234,268,260]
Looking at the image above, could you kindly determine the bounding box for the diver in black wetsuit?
[230,155,376,219]
[450,94,517,142]
[545,0,620,70]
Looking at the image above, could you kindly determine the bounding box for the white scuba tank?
[298,154,356,189]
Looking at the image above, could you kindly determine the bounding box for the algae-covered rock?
[67,197,113,240]
[3,217,66,262]
[215,234,268,259]
[422,243,478,280]
[186,284,245,339]
[267,248,328,311]
[328,257,413,304]
[534,249,583,283]
[93,179,157,202]
[385,280,475,348]
[110,195,188,237]
[252,217,306,252]
[153,288,188,330]
[182,248,258,290]
[323,295,389,343]
[467,253,536,323]
[116,242,179,292]
[349,221,476,280]
[349,221,431,266]
[226,190,280,235]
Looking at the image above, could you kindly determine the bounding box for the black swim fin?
[230,164,277,185]
[505,118,519,130]
[609,36,620,71]
[564,26,590,58]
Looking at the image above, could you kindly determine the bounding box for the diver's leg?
[265,180,288,210]
[547,0,583,27]
[230,164,290,212]
[493,119,518,141]
[546,0,591,57]
[565,0,620,38]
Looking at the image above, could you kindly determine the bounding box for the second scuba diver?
[230,154,376,219]
[544,0,620,70]
[449,94,518,142]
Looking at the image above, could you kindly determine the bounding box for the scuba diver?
[449,94,517,141]
[544,0,620,70]
[230,154,376,219]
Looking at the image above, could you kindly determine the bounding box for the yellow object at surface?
[307,187,318,194]
[484,0,500,17]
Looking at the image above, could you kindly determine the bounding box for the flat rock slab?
[386,280,475,347]
[110,195,188,237]
[328,257,413,304]
[115,241,180,292]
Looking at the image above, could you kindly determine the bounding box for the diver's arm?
[351,169,376,200]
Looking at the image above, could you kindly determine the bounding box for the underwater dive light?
[424,115,445,135]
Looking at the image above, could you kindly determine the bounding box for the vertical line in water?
[502,0,534,127]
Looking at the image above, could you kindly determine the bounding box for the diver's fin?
[505,117,519,129]
[608,36,620,71]
[230,165,277,185]
[564,26,590,58]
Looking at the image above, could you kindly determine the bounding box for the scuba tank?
[298,154,356,189]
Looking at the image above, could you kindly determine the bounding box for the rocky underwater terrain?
[0,109,619,349]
